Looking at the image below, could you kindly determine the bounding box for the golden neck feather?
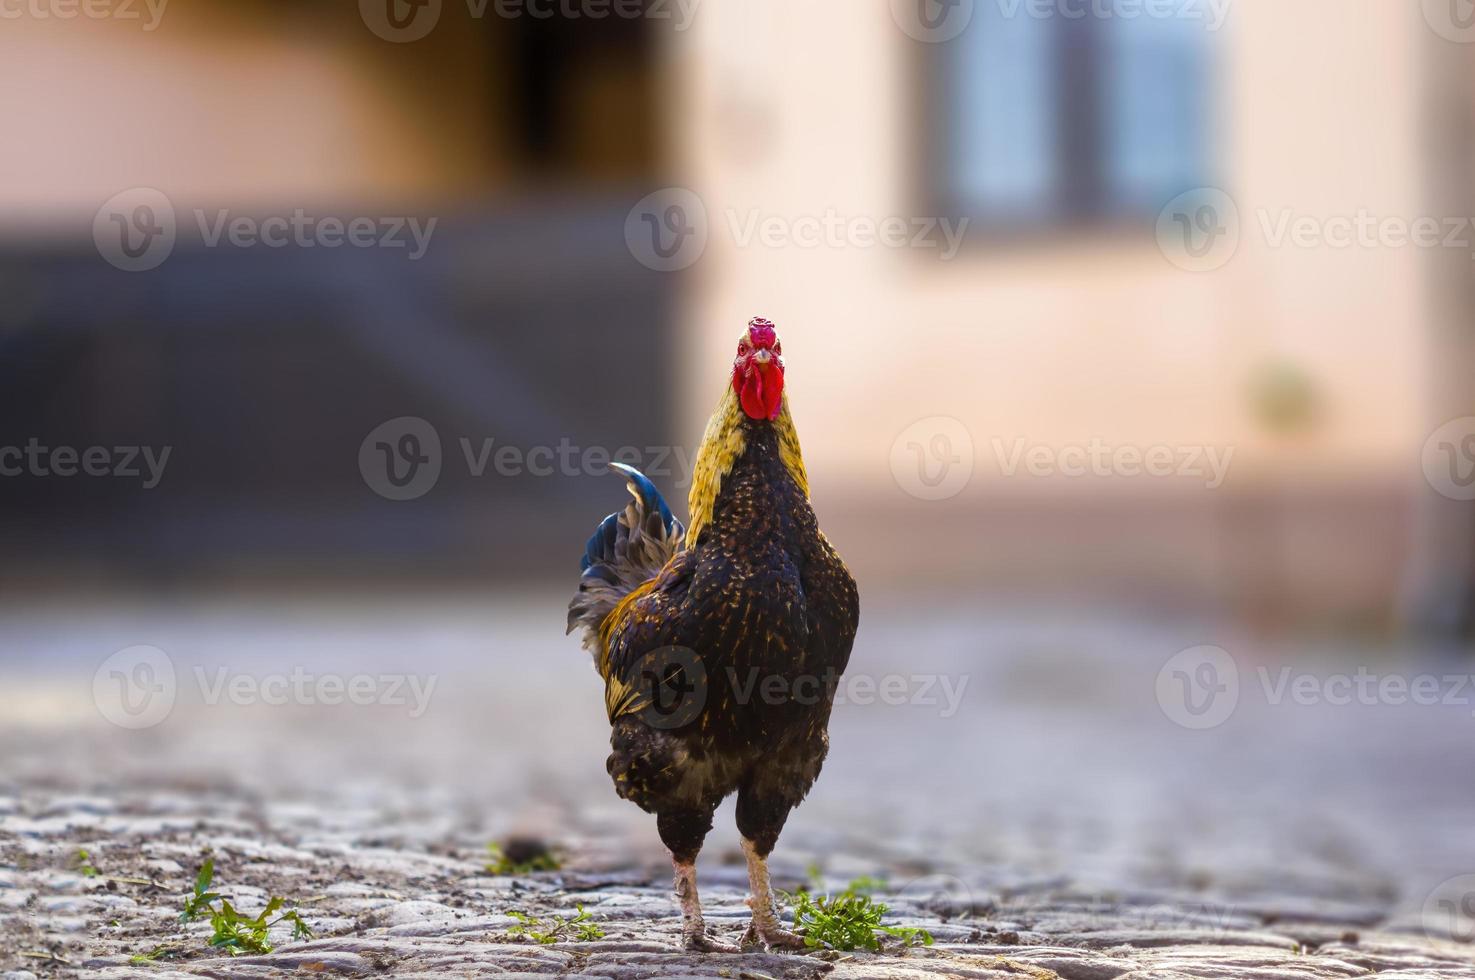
[685,387,809,548]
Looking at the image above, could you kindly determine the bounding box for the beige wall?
[675,0,1429,497]
[0,8,498,217]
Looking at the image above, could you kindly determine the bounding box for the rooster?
[567,317,859,952]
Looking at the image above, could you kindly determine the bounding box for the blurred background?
[3,0,1475,944]
[2,0,1473,629]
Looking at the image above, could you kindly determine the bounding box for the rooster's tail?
[566,463,685,656]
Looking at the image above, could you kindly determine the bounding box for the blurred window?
[944,0,1213,231]
[506,10,657,182]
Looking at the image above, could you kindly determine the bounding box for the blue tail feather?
[568,463,688,648]
[611,462,677,533]
[579,463,679,572]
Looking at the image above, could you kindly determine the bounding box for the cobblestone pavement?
[2,596,1474,979]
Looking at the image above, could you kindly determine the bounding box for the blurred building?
[0,0,1470,637]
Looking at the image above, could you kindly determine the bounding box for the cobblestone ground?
[2,596,1474,979]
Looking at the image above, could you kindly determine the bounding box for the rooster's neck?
[685,386,808,548]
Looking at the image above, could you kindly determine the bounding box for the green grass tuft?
[486,840,561,875]
[74,849,100,878]
[504,904,605,945]
[177,858,313,956]
[784,875,934,952]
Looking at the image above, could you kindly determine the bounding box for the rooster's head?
[732,317,785,420]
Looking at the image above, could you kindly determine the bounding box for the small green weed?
[486,839,560,875]
[74,849,100,878]
[129,944,183,964]
[785,875,934,952]
[505,904,605,945]
[842,875,887,897]
[178,858,313,955]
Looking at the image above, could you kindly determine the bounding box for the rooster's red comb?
[747,317,777,349]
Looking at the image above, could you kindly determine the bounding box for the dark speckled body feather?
[571,406,859,861]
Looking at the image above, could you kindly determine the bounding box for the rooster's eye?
[738,342,751,355]
[773,342,782,355]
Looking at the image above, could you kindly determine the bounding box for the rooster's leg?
[672,858,738,952]
[660,808,737,952]
[739,837,807,951]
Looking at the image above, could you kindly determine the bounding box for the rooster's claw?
[740,921,809,952]
[683,930,740,953]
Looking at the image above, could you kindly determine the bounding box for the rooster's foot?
[740,919,809,952]
[740,838,810,952]
[683,929,740,953]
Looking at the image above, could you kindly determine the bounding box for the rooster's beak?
[753,349,772,365]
